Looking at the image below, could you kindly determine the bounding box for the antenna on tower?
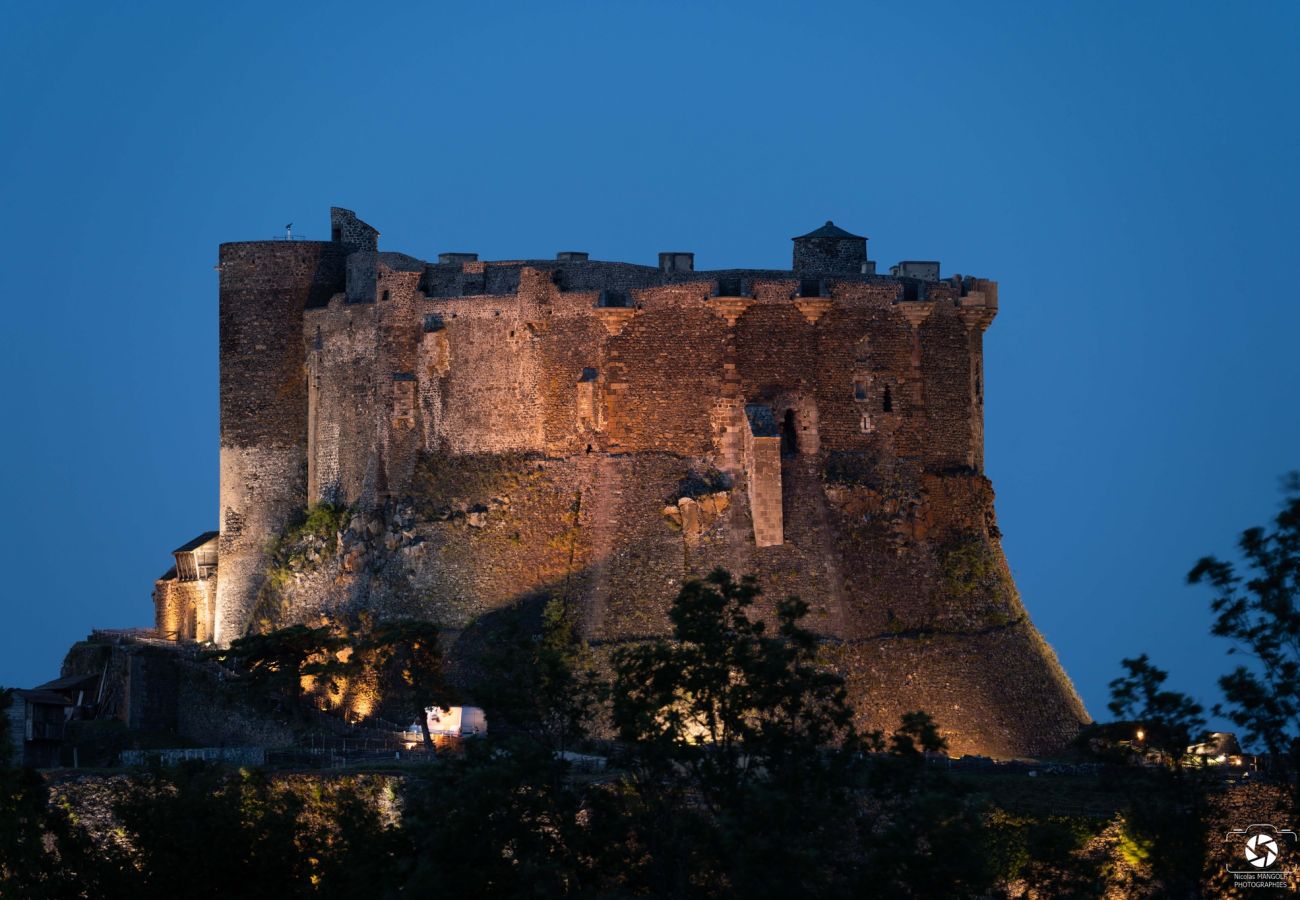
[285,222,294,241]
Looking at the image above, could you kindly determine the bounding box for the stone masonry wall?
[153,577,215,643]
[216,241,346,645]
[204,210,1080,758]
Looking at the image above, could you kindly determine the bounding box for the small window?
[580,367,598,382]
[382,289,391,302]
[853,378,869,402]
[800,278,822,298]
[423,313,444,332]
[883,385,893,413]
[902,282,921,302]
[717,277,744,297]
[600,290,629,308]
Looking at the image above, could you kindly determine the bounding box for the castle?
[153,207,1087,758]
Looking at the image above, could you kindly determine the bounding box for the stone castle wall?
[197,208,1085,758]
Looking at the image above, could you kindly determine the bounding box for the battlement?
[309,219,978,309]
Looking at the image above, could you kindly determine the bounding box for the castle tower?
[211,212,369,644]
[792,220,873,275]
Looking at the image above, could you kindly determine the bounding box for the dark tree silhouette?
[1189,474,1300,800]
[356,618,447,750]
[1108,654,1207,762]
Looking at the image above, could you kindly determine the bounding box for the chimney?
[658,252,694,273]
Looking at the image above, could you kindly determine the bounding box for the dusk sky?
[1,1,1297,728]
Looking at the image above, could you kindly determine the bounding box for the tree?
[610,570,869,897]
[1188,474,1300,798]
[474,595,602,754]
[356,618,447,751]
[109,762,407,900]
[400,740,591,898]
[850,711,999,899]
[207,624,347,715]
[612,570,858,798]
[1106,656,1211,897]
[1107,654,1206,763]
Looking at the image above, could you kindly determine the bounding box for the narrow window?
[800,278,822,298]
[902,282,920,302]
[853,378,869,402]
[382,289,390,302]
[781,409,799,456]
[717,277,743,297]
[883,386,893,413]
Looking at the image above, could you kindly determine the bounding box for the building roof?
[792,220,866,241]
[32,673,99,693]
[13,689,71,706]
[172,531,219,554]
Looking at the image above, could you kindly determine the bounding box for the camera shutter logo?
[1245,833,1280,869]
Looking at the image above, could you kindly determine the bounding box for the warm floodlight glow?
[1136,729,1145,742]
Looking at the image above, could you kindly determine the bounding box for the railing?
[90,628,176,647]
[120,746,267,767]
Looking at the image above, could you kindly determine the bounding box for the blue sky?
[1,1,1297,728]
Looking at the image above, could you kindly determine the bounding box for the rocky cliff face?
[259,449,1086,759]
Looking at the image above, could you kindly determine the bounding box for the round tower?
[214,238,348,645]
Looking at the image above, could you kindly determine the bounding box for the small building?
[153,531,218,642]
[1189,731,1246,766]
[424,705,487,737]
[5,673,100,768]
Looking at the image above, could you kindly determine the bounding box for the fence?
[120,746,267,767]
